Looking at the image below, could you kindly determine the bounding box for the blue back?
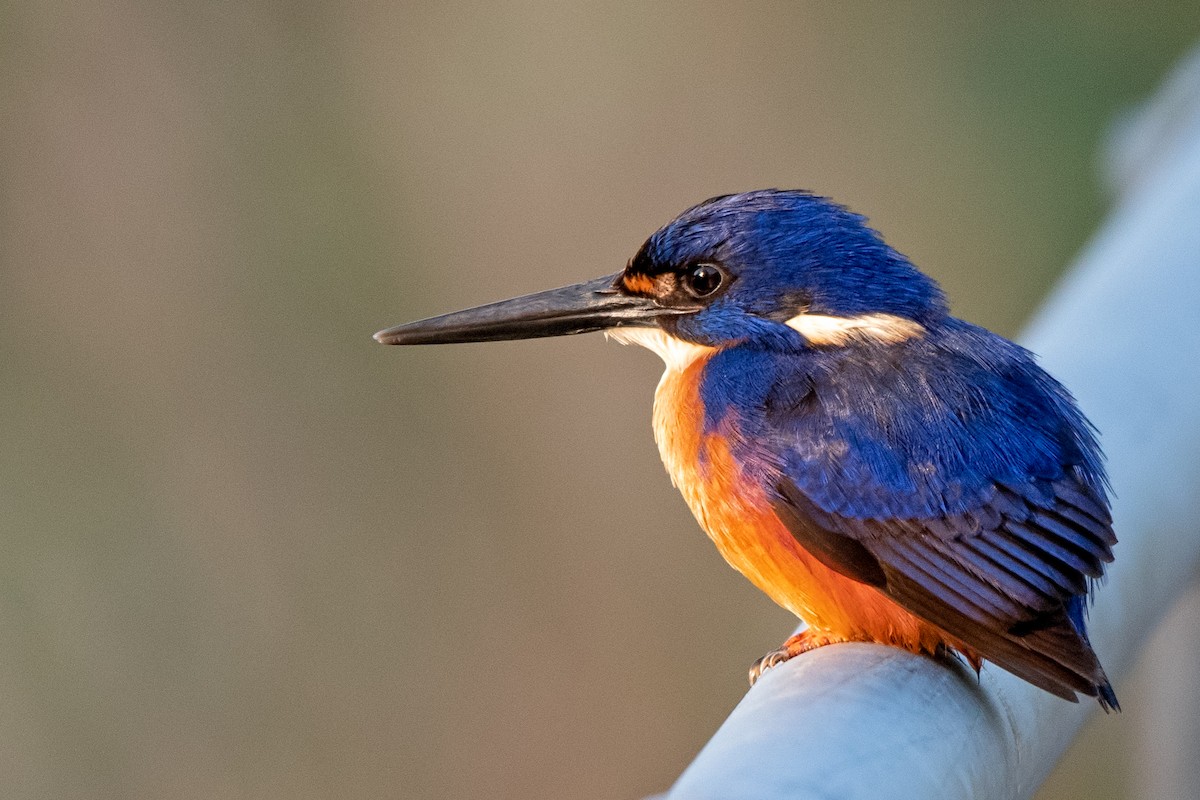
[697,318,1107,520]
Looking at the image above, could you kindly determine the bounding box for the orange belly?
[653,355,952,655]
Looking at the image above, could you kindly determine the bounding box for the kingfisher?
[375,190,1118,709]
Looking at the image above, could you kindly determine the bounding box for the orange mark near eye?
[622,273,658,295]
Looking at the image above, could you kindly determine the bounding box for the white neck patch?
[785,312,924,345]
[605,327,715,372]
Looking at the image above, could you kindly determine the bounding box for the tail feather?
[896,579,1117,709]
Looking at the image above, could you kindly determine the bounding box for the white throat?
[605,328,715,372]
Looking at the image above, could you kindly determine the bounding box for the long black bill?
[374,273,687,345]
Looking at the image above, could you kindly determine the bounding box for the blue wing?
[712,321,1118,706]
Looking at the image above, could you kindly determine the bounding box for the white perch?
[659,45,1200,800]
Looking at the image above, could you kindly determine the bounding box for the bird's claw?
[748,630,843,686]
[748,647,793,686]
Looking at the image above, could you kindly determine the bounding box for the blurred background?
[1,3,1198,798]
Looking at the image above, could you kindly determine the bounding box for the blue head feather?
[632,190,948,347]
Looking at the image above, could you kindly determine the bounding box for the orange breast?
[652,355,952,654]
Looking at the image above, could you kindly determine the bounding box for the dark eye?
[682,263,724,298]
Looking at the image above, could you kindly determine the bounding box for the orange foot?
[748,629,845,686]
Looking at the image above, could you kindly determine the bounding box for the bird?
[374,189,1118,709]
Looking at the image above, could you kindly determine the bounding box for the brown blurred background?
[1,3,1197,799]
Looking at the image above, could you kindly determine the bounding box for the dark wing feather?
[772,476,1117,707]
[745,325,1118,706]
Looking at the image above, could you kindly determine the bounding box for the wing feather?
[771,473,1116,705]
[736,323,1118,705]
